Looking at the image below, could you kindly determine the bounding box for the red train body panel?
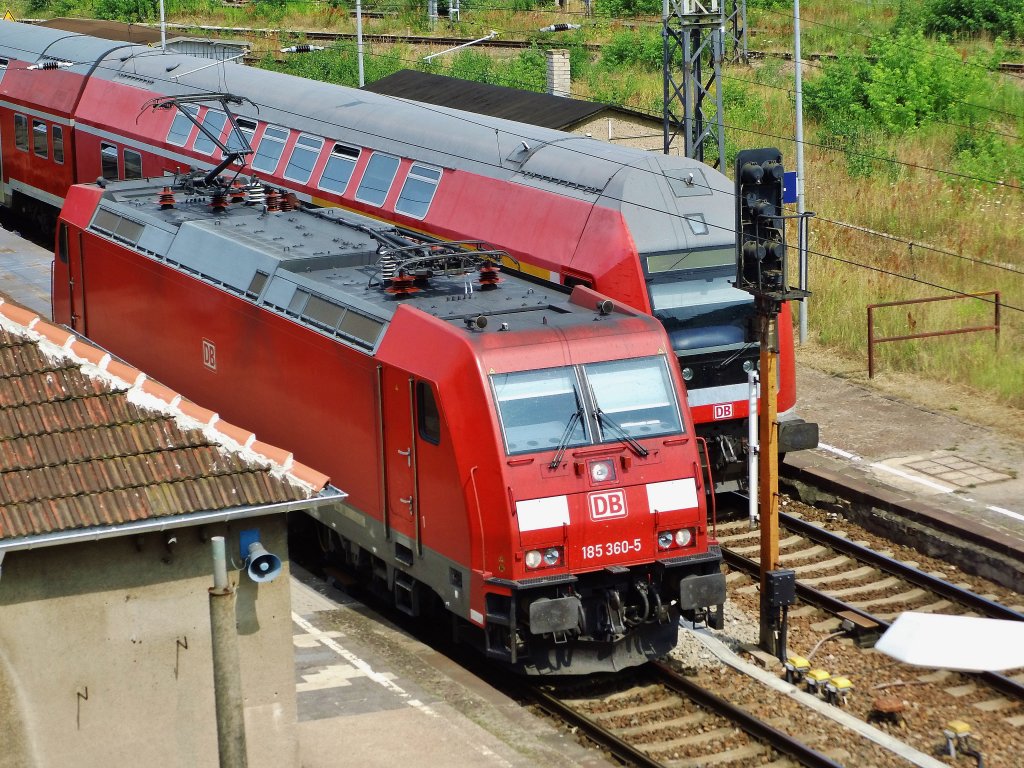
[53,176,726,673]
[1,21,816,491]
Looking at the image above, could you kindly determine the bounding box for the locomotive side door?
[379,365,420,560]
[58,222,87,333]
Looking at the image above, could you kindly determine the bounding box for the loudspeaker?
[245,541,282,583]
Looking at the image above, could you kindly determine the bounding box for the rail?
[867,291,1000,378]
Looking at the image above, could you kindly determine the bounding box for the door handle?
[397,448,411,466]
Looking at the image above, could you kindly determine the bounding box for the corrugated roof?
[0,297,331,542]
[363,70,607,130]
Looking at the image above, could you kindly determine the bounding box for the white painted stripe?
[292,612,438,717]
[646,478,698,513]
[515,495,569,532]
[986,505,1024,523]
[686,382,757,407]
[0,100,74,126]
[469,609,483,625]
[817,443,1024,521]
[871,463,956,493]
[9,179,64,209]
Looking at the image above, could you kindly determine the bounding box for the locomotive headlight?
[657,531,673,549]
[681,367,694,382]
[675,528,694,547]
[543,547,562,566]
[589,459,615,483]
[742,360,756,373]
[524,550,543,569]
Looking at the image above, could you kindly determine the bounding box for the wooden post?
[758,310,781,653]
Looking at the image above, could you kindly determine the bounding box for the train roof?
[83,177,637,353]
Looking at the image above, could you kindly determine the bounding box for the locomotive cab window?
[318,143,360,194]
[252,125,288,174]
[492,368,588,455]
[395,164,441,219]
[166,105,198,146]
[417,382,441,445]
[32,120,48,158]
[355,152,400,207]
[491,356,683,456]
[284,134,324,184]
[52,125,64,164]
[14,114,28,151]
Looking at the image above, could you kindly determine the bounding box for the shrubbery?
[921,0,1024,41]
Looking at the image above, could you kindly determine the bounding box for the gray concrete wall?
[0,517,297,768]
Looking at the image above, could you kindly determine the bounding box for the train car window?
[166,105,199,146]
[14,114,28,151]
[52,126,64,164]
[395,164,441,219]
[683,213,709,235]
[252,126,288,173]
[193,110,228,155]
[124,149,143,180]
[416,382,441,445]
[491,367,589,455]
[100,143,119,181]
[0,58,7,85]
[355,153,400,207]
[318,144,360,194]
[227,117,257,154]
[32,120,48,158]
[284,134,324,184]
[584,357,682,441]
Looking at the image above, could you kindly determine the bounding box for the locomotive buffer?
[734,148,811,658]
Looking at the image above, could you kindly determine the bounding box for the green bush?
[600,29,662,71]
[92,0,157,21]
[595,0,660,17]
[921,0,1024,40]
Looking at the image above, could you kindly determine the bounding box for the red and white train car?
[53,175,726,673]
[0,21,816,490]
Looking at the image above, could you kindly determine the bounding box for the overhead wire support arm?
[144,94,257,185]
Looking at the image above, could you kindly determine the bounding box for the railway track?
[713,507,1024,765]
[528,662,843,768]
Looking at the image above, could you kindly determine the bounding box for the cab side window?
[416,381,441,445]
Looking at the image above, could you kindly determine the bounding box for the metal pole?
[747,368,758,529]
[159,0,166,50]
[356,0,364,87]
[794,0,808,344]
[209,536,248,768]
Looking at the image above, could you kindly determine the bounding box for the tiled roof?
[363,70,607,130]
[0,297,331,542]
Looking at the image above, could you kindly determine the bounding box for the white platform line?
[816,443,1024,522]
[292,612,438,717]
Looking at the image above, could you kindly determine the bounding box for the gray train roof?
[1,21,736,254]
[88,178,622,352]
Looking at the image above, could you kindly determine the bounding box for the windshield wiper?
[596,409,649,458]
[549,407,584,469]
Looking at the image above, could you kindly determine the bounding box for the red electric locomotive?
[52,174,726,674]
[1,21,817,492]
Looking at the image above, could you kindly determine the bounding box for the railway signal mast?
[734,148,809,658]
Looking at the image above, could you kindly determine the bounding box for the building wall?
[0,517,296,768]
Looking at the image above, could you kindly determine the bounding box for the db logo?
[202,339,217,372]
[589,490,628,521]
[713,404,733,420]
